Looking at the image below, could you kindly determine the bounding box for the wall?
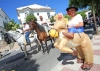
[0,8,10,40]
[17,9,55,24]
[0,9,10,28]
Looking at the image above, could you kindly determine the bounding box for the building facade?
[0,8,10,40]
[85,10,92,20]
[16,4,56,24]
[0,8,10,28]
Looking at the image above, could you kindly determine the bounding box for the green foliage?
[69,0,90,9]
[26,14,37,23]
[69,0,100,16]
[50,16,55,23]
[77,11,86,19]
[63,14,71,20]
[4,19,20,31]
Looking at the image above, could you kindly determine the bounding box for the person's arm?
[24,28,30,31]
[74,22,84,28]
[42,22,47,24]
[23,24,30,32]
[41,19,47,25]
[62,32,74,39]
[62,27,75,39]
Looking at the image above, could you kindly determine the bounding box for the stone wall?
[0,40,20,53]
[0,40,8,49]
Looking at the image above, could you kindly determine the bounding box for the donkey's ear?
[58,13,63,19]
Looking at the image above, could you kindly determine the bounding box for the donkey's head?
[53,13,68,30]
[49,13,69,38]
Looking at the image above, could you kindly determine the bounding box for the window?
[88,12,91,15]
[37,13,39,15]
[5,16,7,19]
[25,11,29,17]
[25,12,28,17]
[47,12,50,18]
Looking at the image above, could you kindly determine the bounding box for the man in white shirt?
[37,16,50,36]
[23,23,30,44]
[37,16,48,26]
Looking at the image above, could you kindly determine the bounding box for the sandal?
[81,62,93,70]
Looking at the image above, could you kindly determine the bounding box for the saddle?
[43,25,50,36]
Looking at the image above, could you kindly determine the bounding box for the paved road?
[0,26,97,71]
[0,41,62,71]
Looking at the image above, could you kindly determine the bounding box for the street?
[0,41,62,71]
[0,25,98,71]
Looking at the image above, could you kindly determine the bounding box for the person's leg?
[76,45,84,63]
[25,32,30,43]
[43,26,49,36]
[81,34,93,70]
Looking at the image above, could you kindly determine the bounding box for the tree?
[50,16,55,23]
[87,0,100,17]
[77,11,86,20]
[63,14,71,20]
[26,14,37,23]
[4,19,20,31]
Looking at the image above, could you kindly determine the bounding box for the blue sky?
[0,0,69,24]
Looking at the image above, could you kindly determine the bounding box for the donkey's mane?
[33,21,46,32]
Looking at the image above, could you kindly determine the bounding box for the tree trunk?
[92,0,98,34]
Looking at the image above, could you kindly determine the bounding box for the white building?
[16,4,56,24]
[85,10,91,20]
[0,8,10,28]
[0,8,10,40]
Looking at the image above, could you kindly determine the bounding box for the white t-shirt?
[68,14,83,27]
[23,24,30,33]
[37,19,47,25]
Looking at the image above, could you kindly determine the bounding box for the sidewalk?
[51,34,100,71]
[0,42,20,53]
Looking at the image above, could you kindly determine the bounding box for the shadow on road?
[28,45,40,55]
[0,42,55,71]
[57,53,76,65]
[0,52,40,71]
[47,43,54,53]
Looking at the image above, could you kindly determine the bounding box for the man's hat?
[66,7,78,11]
[23,23,26,24]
